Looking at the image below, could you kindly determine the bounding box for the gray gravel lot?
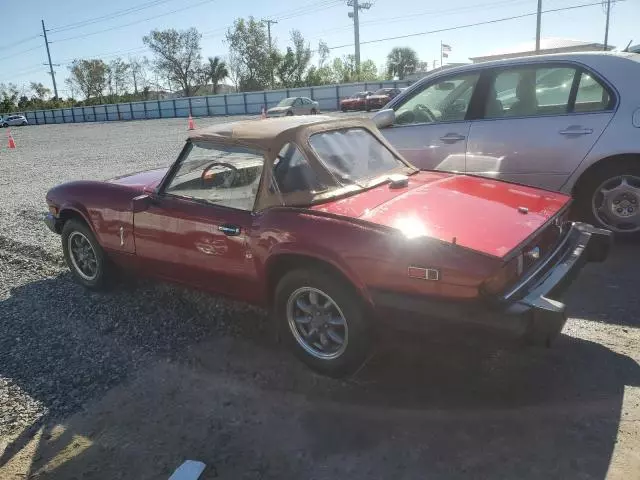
[0,117,639,479]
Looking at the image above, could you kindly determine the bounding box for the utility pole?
[41,19,59,99]
[347,1,372,80]
[263,19,278,88]
[603,0,611,50]
[535,0,542,53]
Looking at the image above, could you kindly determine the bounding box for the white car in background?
[1,114,29,127]
[374,51,640,238]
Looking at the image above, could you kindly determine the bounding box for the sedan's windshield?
[309,128,410,186]
[277,98,296,107]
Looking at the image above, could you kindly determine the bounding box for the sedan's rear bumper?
[372,222,612,345]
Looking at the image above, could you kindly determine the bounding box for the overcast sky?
[1,0,637,96]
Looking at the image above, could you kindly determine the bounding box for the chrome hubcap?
[68,232,98,281]
[286,287,348,360]
[592,175,640,233]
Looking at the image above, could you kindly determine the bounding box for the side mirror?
[372,108,395,129]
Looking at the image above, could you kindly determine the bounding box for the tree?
[386,47,418,80]
[204,56,228,94]
[225,17,272,91]
[129,56,150,95]
[0,83,19,113]
[30,82,51,100]
[68,59,108,100]
[317,40,330,68]
[107,58,130,96]
[360,59,379,81]
[143,28,202,97]
[290,30,312,87]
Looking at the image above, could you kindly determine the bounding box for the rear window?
[309,128,405,185]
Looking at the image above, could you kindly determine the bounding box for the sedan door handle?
[559,126,593,136]
[218,224,241,236]
[439,133,466,143]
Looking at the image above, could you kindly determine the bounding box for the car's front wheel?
[62,218,115,290]
[1,123,7,128]
[21,121,27,126]
[275,268,371,377]
[286,110,294,116]
[576,162,640,239]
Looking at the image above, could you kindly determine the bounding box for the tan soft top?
[188,115,377,151]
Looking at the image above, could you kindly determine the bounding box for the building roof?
[470,38,613,62]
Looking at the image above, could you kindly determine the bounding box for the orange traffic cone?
[7,130,16,149]
[187,114,195,130]
[261,106,266,119]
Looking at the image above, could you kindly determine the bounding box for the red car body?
[365,88,402,111]
[44,116,610,374]
[340,92,371,112]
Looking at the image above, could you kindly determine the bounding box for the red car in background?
[365,88,403,111]
[340,91,371,112]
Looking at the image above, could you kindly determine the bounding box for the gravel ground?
[0,118,639,479]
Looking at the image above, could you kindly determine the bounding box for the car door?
[465,64,615,191]
[292,98,305,115]
[132,142,263,302]
[380,71,481,172]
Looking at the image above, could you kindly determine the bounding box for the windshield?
[309,128,408,186]
[277,98,296,107]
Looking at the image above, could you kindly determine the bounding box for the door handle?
[218,224,241,236]
[439,133,466,143]
[559,126,593,136]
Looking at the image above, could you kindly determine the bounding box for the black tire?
[341,107,347,113]
[1,123,7,128]
[286,110,294,116]
[22,121,28,126]
[61,218,115,290]
[274,268,372,377]
[310,108,317,115]
[574,161,640,240]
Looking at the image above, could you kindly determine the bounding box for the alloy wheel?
[591,175,640,233]
[67,231,99,281]
[286,287,348,360]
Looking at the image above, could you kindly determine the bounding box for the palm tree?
[386,47,418,81]
[206,56,229,94]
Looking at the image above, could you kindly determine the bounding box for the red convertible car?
[45,116,611,376]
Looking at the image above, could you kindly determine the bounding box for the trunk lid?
[312,171,570,258]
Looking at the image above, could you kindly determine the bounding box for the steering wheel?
[201,161,238,188]
[414,103,437,123]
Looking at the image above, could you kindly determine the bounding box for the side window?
[574,72,611,113]
[293,98,302,106]
[273,143,324,194]
[394,73,480,125]
[487,66,576,119]
[165,143,263,211]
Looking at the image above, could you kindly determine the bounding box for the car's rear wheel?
[575,162,640,239]
[341,107,347,112]
[62,218,115,290]
[1,123,7,128]
[21,121,27,126]
[286,110,294,116]
[310,108,317,115]
[275,269,371,377]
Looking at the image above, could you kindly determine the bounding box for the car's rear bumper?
[372,222,612,346]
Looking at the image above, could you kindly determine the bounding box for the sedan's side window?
[273,143,325,194]
[394,73,480,126]
[486,66,576,119]
[574,72,612,112]
[165,143,264,211]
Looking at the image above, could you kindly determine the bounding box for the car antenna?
[623,40,633,52]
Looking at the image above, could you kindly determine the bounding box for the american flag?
[441,43,452,58]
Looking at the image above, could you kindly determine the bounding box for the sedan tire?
[62,218,116,290]
[575,161,640,239]
[275,268,372,377]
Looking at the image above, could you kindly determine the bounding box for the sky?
[0,0,638,97]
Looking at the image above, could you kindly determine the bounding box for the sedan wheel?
[591,174,640,234]
[275,269,371,377]
[68,231,99,281]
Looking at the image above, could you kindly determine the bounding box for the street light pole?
[41,19,59,99]
[603,0,611,50]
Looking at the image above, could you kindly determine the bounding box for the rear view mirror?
[436,81,455,91]
[372,108,395,129]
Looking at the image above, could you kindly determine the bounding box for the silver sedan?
[1,114,28,127]
[374,52,640,238]
[267,97,319,117]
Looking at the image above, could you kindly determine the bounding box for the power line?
[325,0,626,51]
[50,0,176,33]
[0,35,41,52]
[0,45,42,62]
[50,0,218,43]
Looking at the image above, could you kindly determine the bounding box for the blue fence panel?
[206,95,226,115]
[174,98,190,117]
[62,109,73,123]
[189,97,207,117]
[245,92,263,114]
[106,104,118,121]
[312,86,337,111]
[226,94,245,115]
[145,101,160,119]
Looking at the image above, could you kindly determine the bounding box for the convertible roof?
[187,115,375,149]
